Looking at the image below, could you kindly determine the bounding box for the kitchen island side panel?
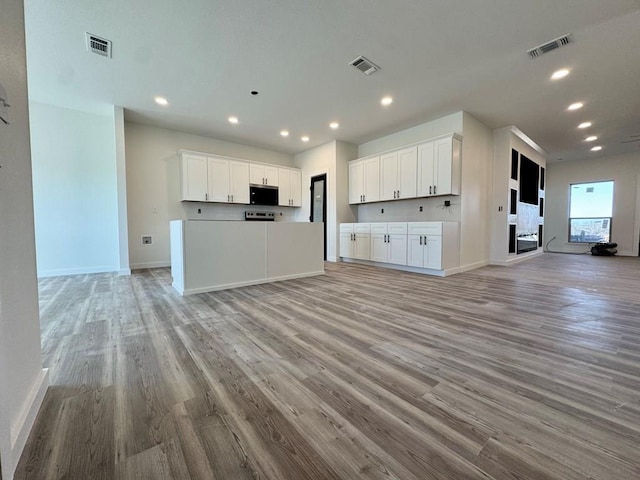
[266,222,324,279]
[184,221,266,292]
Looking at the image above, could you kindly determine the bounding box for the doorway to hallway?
[309,174,327,261]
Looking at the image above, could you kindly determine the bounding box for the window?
[569,181,614,243]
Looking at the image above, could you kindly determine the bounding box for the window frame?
[568,180,614,244]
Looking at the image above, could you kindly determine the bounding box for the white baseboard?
[118,268,132,276]
[341,258,460,277]
[327,256,338,262]
[130,261,171,270]
[457,260,490,273]
[178,270,325,296]
[6,368,49,479]
[490,249,543,266]
[37,265,118,278]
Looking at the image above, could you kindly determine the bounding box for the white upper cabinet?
[250,164,279,186]
[380,147,417,201]
[417,135,461,197]
[181,154,209,201]
[349,157,380,204]
[180,153,249,204]
[349,134,460,204]
[229,160,250,204]
[278,168,302,207]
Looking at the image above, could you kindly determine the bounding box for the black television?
[519,155,539,205]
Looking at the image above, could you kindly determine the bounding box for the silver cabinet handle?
[393,191,396,199]
[433,185,436,194]
[397,190,400,198]
[419,236,423,245]
[423,235,427,244]
[429,186,432,195]
[231,194,234,202]
[227,194,230,202]
[205,193,208,201]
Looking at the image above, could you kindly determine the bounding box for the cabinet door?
[397,146,417,199]
[349,161,364,204]
[229,161,250,204]
[370,233,388,263]
[354,234,370,260]
[407,234,424,267]
[289,170,302,206]
[417,141,435,197]
[265,166,279,186]
[388,234,408,265]
[249,164,265,185]
[380,152,398,201]
[207,157,230,202]
[434,137,453,196]
[363,157,380,203]
[340,232,354,258]
[424,235,443,270]
[278,169,291,206]
[181,154,208,201]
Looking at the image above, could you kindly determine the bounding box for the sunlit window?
[569,181,614,243]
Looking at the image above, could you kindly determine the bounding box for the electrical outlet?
[444,200,451,207]
[381,208,384,214]
[419,206,423,212]
[197,208,202,214]
[141,235,152,245]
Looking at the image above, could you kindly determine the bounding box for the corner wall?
[29,101,120,277]
[546,152,640,256]
[0,0,48,477]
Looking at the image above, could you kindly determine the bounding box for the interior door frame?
[310,173,327,260]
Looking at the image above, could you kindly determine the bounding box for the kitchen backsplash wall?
[183,202,297,221]
[355,195,461,223]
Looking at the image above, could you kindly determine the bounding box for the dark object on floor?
[591,242,618,256]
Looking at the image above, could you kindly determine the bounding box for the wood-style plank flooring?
[15,253,640,479]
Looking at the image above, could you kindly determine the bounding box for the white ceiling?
[24,0,640,161]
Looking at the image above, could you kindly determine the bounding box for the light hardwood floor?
[15,253,640,479]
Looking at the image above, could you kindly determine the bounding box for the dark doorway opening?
[310,174,327,260]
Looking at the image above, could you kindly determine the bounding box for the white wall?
[295,141,339,260]
[0,0,49,477]
[30,101,120,276]
[460,112,493,270]
[358,112,463,157]
[125,122,295,269]
[546,152,640,256]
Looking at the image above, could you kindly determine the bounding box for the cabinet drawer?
[370,223,387,234]
[340,223,354,233]
[354,223,371,234]
[408,222,442,235]
[387,222,408,235]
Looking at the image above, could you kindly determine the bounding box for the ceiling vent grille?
[86,33,112,58]
[527,34,573,59]
[349,55,381,76]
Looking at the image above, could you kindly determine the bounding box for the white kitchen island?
[170,220,324,295]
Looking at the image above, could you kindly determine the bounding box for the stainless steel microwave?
[249,185,278,206]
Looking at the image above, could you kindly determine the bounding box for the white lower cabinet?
[340,221,459,275]
[370,223,407,265]
[340,223,370,260]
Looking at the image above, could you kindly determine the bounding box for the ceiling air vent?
[349,55,381,76]
[86,33,112,58]
[527,34,573,59]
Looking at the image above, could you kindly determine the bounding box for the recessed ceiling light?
[381,96,393,106]
[280,130,289,137]
[329,122,339,129]
[567,102,584,111]
[301,136,310,142]
[551,68,570,80]
[578,122,592,129]
[154,96,168,106]
[591,146,603,152]
[228,116,239,124]
[585,136,598,142]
